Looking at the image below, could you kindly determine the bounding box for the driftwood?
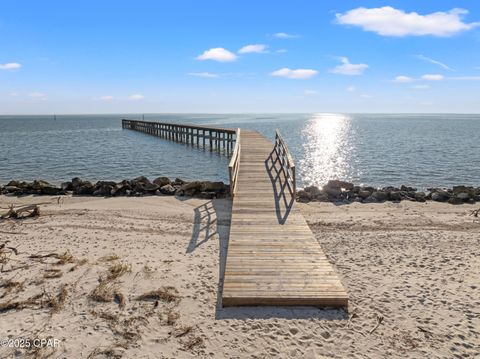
[0,204,40,220]
[470,208,480,217]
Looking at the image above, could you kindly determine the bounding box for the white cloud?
[347,86,356,92]
[393,75,414,83]
[304,90,317,95]
[8,92,18,96]
[422,74,444,81]
[188,72,219,78]
[330,57,368,75]
[129,94,144,100]
[360,94,373,98]
[273,32,298,39]
[196,48,237,62]
[416,55,454,71]
[270,68,318,79]
[238,44,268,54]
[276,49,287,53]
[100,95,114,101]
[336,7,480,37]
[0,62,22,70]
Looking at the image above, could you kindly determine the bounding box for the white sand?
[0,195,478,358]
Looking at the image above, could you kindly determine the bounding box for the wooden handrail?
[274,129,296,195]
[228,129,241,197]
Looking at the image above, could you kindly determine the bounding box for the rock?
[358,190,371,199]
[71,177,83,189]
[363,196,378,203]
[173,178,186,186]
[322,186,342,199]
[304,186,321,197]
[74,181,94,195]
[372,191,388,202]
[143,183,159,192]
[297,190,312,202]
[456,192,470,201]
[6,180,21,187]
[133,176,150,184]
[41,185,63,195]
[159,184,176,195]
[452,185,475,196]
[431,190,450,202]
[153,177,171,187]
[200,181,225,192]
[181,181,202,191]
[448,196,463,205]
[414,192,426,202]
[326,180,354,191]
[389,191,402,201]
[61,181,73,191]
[111,180,132,196]
[474,195,480,202]
[4,185,20,194]
[31,180,52,190]
[401,185,417,192]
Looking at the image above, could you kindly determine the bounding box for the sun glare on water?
[300,113,356,188]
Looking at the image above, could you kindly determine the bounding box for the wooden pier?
[123,119,348,307]
[122,119,237,153]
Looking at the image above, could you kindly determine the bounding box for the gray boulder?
[159,184,176,195]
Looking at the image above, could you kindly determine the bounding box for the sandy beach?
[0,195,478,358]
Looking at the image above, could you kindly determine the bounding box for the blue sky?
[1,0,480,114]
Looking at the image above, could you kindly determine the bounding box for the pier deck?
[223,130,348,307]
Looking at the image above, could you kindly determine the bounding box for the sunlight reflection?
[300,113,355,187]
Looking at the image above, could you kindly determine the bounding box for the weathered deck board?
[222,130,348,307]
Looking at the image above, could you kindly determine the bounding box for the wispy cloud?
[276,49,288,53]
[412,84,430,89]
[273,32,299,39]
[393,75,414,83]
[422,74,444,81]
[100,95,114,100]
[238,44,268,54]
[336,7,480,37]
[8,92,18,96]
[346,86,356,92]
[304,89,317,95]
[330,57,368,75]
[196,47,237,62]
[129,94,144,100]
[0,62,22,70]
[29,92,47,100]
[271,68,318,79]
[188,72,219,78]
[416,55,454,71]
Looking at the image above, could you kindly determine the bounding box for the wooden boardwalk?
[223,130,348,307]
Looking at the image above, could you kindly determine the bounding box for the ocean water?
[1,113,479,189]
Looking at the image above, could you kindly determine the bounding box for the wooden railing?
[274,129,296,195]
[122,119,237,153]
[228,129,241,197]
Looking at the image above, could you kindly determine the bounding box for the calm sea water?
[1,113,479,189]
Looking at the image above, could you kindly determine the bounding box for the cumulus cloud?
[196,48,237,62]
[270,68,318,79]
[0,62,22,70]
[330,57,368,75]
[416,55,454,71]
[129,94,144,100]
[393,75,414,83]
[273,32,298,39]
[188,72,219,78]
[422,74,444,81]
[336,7,480,37]
[100,95,114,100]
[238,44,268,54]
